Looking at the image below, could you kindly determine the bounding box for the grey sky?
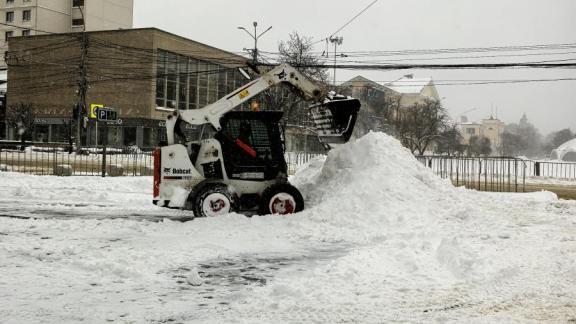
[134,0,576,135]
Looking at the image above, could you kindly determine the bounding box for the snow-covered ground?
[1,132,575,323]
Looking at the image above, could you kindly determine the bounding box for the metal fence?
[523,160,576,179]
[285,151,325,175]
[0,142,154,176]
[0,141,324,177]
[417,156,528,192]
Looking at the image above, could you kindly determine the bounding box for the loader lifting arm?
[165,64,325,145]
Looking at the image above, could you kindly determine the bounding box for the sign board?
[89,104,104,119]
[97,107,118,122]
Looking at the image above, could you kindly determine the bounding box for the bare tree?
[500,131,524,156]
[436,123,465,156]
[6,102,36,143]
[260,32,328,126]
[468,136,492,156]
[504,114,543,157]
[394,99,449,155]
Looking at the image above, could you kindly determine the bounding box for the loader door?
[215,111,287,181]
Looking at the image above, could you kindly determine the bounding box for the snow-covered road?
[1,132,575,323]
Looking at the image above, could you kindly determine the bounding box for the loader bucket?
[310,97,361,144]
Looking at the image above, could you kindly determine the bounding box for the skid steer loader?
[153,63,360,217]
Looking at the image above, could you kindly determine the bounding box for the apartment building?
[5,28,249,146]
[459,116,506,152]
[0,0,134,67]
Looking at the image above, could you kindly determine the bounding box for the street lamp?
[238,21,272,65]
[329,36,344,86]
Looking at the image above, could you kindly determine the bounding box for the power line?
[339,77,576,87]
[259,62,576,70]
[312,0,379,45]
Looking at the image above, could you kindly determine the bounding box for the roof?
[340,75,393,93]
[9,27,248,65]
[385,75,433,94]
[551,138,576,161]
[556,138,576,152]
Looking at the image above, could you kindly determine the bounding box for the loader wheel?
[188,181,236,217]
[258,183,304,215]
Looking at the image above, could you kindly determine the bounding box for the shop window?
[123,127,137,146]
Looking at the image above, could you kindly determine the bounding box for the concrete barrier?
[107,164,124,177]
[53,164,73,176]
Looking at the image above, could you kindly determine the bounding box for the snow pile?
[291,131,462,243]
[230,132,574,322]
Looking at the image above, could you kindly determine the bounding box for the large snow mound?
[291,132,466,243]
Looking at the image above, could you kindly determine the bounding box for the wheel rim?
[202,193,231,217]
[269,193,296,215]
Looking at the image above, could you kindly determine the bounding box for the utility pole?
[329,36,343,86]
[238,22,272,66]
[75,8,88,153]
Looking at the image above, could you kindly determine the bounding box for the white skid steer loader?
[153,64,361,217]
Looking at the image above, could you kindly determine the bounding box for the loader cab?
[215,111,288,181]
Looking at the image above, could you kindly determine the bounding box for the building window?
[188,59,197,110]
[6,0,14,4]
[5,31,13,41]
[22,10,31,21]
[155,49,241,110]
[466,128,476,135]
[72,0,85,7]
[178,56,189,110]
[72,18,84,27]
[22,29,30,36]
[6,11,14,23]
[155,51,166,107]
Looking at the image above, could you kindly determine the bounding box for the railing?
[417,155,528,192]
[0,142,325,177]
[0,142,154,176]
[285,151,325,175]
[523,160,576,179]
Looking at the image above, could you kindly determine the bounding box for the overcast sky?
[134,0,576,135]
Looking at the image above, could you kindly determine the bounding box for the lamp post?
[329,36,343,86]
[238,21,272,65]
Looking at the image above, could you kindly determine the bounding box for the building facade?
[339,75,441,136]
[5,28,249,146]
[459,116,506,152]
[0,0,134,67]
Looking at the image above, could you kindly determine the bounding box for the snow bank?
[291,132,462,243]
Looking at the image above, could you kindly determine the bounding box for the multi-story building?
[5,28,249,145]
[0,0,134,67]
[339,75,441,136]
[459,116,506,152]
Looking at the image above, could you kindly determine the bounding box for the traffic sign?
[89,104,103,119]
[97,107,118,122]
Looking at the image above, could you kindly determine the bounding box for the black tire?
[258,183,304,215]
[187,181,237,217]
